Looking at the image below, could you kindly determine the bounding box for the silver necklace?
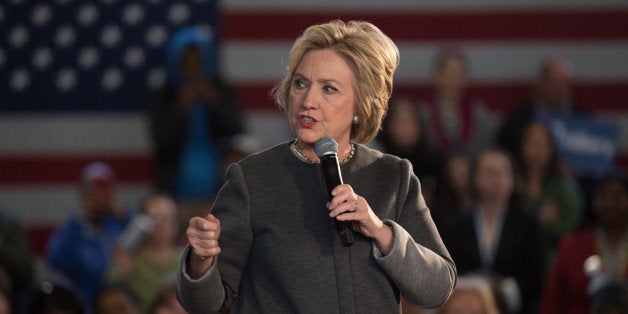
[291,139,355,164]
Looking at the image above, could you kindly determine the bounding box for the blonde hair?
[272,20,399,143]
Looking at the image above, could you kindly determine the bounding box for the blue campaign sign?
[535,110,620,178]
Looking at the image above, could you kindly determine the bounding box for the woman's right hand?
[186,214,221,278]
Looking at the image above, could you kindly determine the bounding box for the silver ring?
[354,200,359,212]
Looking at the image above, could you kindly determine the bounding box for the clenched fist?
[186,214,221,278]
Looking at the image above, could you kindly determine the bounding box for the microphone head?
[314,136,338,157]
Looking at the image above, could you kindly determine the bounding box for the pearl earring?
[353,115,359,124]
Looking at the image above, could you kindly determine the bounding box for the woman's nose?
[300,88,318,110]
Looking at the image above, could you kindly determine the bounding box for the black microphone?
[315,136,354,247]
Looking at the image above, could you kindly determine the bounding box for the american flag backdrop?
[0,0,220,253]
[0,0,219,111]
[1,0,628,254]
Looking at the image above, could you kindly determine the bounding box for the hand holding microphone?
[315,137,354,246]
[315,137,393,252]
[326,183,394,255]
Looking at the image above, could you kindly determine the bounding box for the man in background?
[46,161,130,311]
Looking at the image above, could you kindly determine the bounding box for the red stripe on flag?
[224,9,628,41]
[0,155,154,185]
[27,225,56,257]
[234,82,628,113]
[0,152,626,186]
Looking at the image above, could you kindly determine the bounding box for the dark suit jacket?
[444,207,547,314]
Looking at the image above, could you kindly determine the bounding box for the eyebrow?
[293,73,344,86]
[320,78,343,86]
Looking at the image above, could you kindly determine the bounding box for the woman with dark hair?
[516,121,584,255]
[444,147,546,314]
[377,96,443,205]
[430,151,473,232]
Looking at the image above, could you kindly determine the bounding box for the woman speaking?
[176,20,456,313]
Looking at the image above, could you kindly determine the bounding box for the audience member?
[496,56,577,157]
[377,96,443,204]
[108,193,182,313]
[94,283,141,314]
[444,147,546,314]
[147,26,244,238]
[517,121,584,256]
[541,174,628,314]
[418,49,497,155]
[0,211,35,313]
[46,161,130,311]
[29,281,84,314]
[436,274,500,314]
[147,280,187,314]
[431,151,472,232]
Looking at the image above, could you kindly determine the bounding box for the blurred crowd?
[1,30,626,314]
[376,50,627,314]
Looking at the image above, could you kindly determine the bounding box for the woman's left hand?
[327,184,394,254]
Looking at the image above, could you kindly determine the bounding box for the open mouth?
[298,115,317,127]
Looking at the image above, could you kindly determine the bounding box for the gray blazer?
[177,142,456,313]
